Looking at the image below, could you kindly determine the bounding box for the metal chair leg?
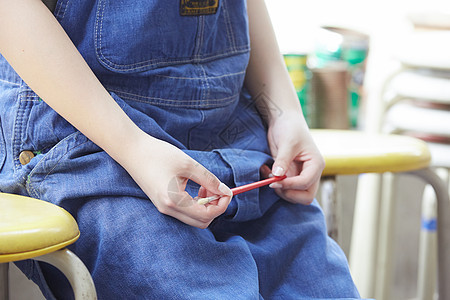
[408,168,450,300]
[320,176,340,243]
[375,172,397,300]
[349,173,383,297]
[35,249,97,300]
[417,183,437,300]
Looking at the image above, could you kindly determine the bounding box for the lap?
[16,134,358,299]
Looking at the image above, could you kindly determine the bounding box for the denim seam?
[54,0,69,20]
[94,0,105,67]
[0,78,20,86]
[61,0,70,19]
[200,64,211,101]
[199,66,206,101]
[107,88,239,108]
[12,93,33,170]
[19,99,39,102]
[13,92,42,170]
[155,70,246,80]
[0,116,5,172]
[222,1,237,52]
[97,48,249,72]
[199,16,205,58]
[193,16,204,59]
[187,110,205,149]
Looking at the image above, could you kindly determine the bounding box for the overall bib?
[0,0,360,299]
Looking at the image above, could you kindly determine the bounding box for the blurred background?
[267,0,449,131]
[265,0,450,299]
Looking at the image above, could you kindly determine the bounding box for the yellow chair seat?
[311,129,432,176]
[0,193,79,263]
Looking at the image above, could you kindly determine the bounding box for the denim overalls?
[0,1,360,299]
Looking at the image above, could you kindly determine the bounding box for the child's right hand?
[120,133,233,229]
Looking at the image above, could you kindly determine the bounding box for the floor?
[7,174,430,300]
[9,264,44,300]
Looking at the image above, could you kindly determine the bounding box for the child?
[0,0,360,298]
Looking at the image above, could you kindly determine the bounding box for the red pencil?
[196,175,287,205]
[231,175,287,195]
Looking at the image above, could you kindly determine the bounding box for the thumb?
[272,143,297,177]
[190,165,232,197]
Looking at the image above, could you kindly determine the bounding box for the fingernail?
[218,182,232,196]
[269,183,282,189]
[272,166,284,176]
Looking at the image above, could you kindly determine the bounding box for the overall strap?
[42,0,57,12]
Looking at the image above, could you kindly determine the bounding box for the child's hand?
[265,112,325,205]
[121,134,232,228]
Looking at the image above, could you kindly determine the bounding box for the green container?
[343,48,367,128]
[283,54,313,125]
[313,26,369,128]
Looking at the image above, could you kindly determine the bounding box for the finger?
[198,186,208,198]
[182,161,232,197]
[271,140,299,177]
[178,199,230,228]
[259,164,272,179]
[294,160,323,187]
[272,160,323,191]
[205,194,232,209]
[170,191,231,220]
[161,192,230,228]
[156,192,211,228]
[274,187,317,206]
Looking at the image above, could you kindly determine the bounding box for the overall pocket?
[94,0,249,73]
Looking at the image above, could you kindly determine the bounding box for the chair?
[310,129,450,300]
[351,30,450,300]
[0,192,96,300]
[381,84,450,299]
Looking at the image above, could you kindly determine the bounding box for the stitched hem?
[107,88,240,108]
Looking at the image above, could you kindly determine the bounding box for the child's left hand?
[264,111,325,205]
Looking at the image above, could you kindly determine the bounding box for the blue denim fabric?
[0,0,360,299]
